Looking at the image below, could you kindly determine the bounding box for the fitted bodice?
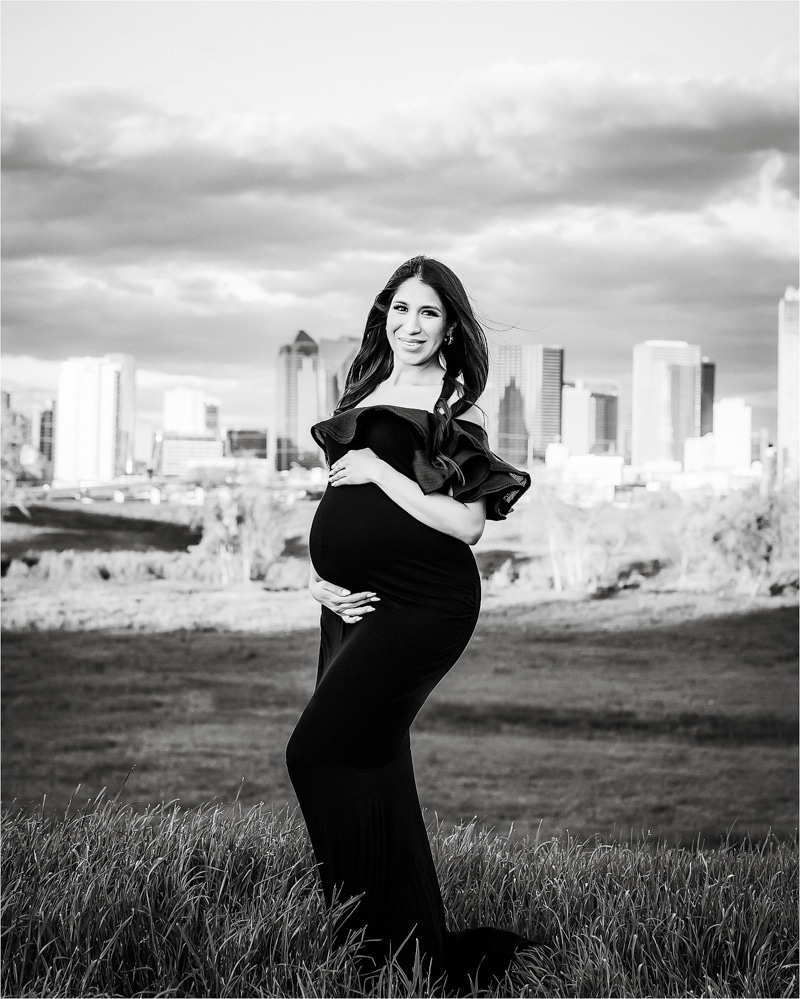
[311,404,531,520]
[308,407,478,606]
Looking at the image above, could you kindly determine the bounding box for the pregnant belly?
[309,484,480,608]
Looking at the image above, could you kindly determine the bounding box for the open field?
[2,504,797,996]
[3,587,797,844]
[3,799,797,998]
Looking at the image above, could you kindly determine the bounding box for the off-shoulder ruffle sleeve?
[442,419,531,520]
[311,406,531,521]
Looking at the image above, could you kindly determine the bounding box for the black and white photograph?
[1,1,797,996]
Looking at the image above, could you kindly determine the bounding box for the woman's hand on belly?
[328,447,382,487]
[329,447,486,545]
[309,561,380,624]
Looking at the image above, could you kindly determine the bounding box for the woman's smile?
[397,336,424,351]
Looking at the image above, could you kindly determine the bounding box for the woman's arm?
[329,449,486,545]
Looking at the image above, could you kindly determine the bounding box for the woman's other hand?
[309,565,379,624]
[329,448,383,487]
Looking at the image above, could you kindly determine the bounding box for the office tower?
[713,398,752,469]
[561,383,592,457]
[226,429,268,459]
[29,404,43,452]
[700,359,715,436]
[53,355,136,485]
[593,392,619,454]
[497,377,527,464]
[163,386,207,436]
[276,331,319,471]
[318,337,360,415]
[631,340,701,466]
[150,433,224,477]
[777,287,799,482]
[109,354,136,475]
[669,364,700,462]
[1,391,9,412]
[39,407,54,463]
[540,348,564,455]
[275,331,360,472]
[204,403,221,440]
[562,380,620,456]
[157,388,224,476]
[482,344,564,464]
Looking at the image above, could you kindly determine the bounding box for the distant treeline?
[3,483,798,598]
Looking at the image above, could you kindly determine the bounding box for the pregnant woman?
[286,256,534,993]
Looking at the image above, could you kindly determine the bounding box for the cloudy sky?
[2,0,797,456]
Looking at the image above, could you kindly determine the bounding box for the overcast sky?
[2,0,797,454]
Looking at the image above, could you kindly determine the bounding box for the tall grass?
[2,796,796,998]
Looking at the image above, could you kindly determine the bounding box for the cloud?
[1,62,797,431]
[4,66,796,260]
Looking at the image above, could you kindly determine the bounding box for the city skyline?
[4,317,782,487]
[2,2,797,440]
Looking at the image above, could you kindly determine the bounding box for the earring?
[445,330,454,346]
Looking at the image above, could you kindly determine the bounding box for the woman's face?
[385,277,451,374]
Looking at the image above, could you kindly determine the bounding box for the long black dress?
[285,405,532,993]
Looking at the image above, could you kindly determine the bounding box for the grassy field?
[2,587,796,844]
[2,798,797,998]
[2,501,798,997]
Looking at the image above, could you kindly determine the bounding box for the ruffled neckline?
[348,403,485,433]
[311,404,530,520]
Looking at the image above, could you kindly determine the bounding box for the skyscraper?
[150,433,224,477]
[39,406,54,463]
[669,364,700,462]
[562,380,620,456]
[777,287,799,483]
[226,429,268,458]
[275,331,359,471]
[163,386,207,436]
[561,383,592,457]
[154,387,224,477]
[276,331,322,471]
[205,403,221,440]
[593,392,619,455]
[109,353,136,476]
[700,359,715,436]
[631,340,701,466]
[713,398,752,469]
[53,355,136,485]
[482,344,564,464]
[318,337,360,415]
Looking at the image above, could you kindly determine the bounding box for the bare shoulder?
[456,404,486,428]
[447,382,486,427]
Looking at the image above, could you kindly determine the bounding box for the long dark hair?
[336,256,489,481]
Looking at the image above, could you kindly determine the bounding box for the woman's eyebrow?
[393,298,442,312]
